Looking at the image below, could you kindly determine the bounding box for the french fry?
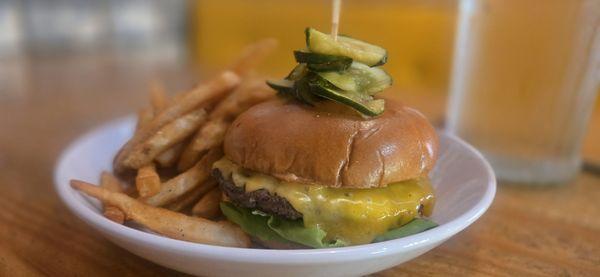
[123,185,139,198]
[70,180,251,248]
[165,179,217,212]
[150,79,183,170]
[100,171,122,191]
[177,120,228,171]
[99,171,126,224]
[154,142,185,168]
[207,80,274,121]
[192,186,222,219]
[150,80,168,114]
[135,164,161,197]
[177,81,273,170]
[143,149,222,207]
[189,119,229,152]
[111,108,153,180]
[135,108,153,132]
[122,108,209,169]
[103,207,125,224]
[227,38,278,77]
[114,71,240,172]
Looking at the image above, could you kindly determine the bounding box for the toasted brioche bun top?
[223,98,438,188]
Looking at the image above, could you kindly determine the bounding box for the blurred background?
[0,0,454,102]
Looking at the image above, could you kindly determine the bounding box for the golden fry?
[155,142,185,168]
[192,186,222,219]
[123,185,139,198]
[143,149,222,207]
[190,119,229,153]
[122,108,208,169]
[100,171,123,192]
[227,38,278,77]
[178,81,273,170]
[150,80,168,114]
[70,180,250,248]
[165,179,217,212]
[208,79,274,121]
[135,164,161,197]
[99,171,126,224]
[114,71,240,172]
[116,108,152,172]
[177,120,228,171]
[135,108,153,132]
[103,206,126,224]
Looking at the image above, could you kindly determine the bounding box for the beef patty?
[213,169,303,220]
[214,168,426,220]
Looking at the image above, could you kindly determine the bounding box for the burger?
[214,28,439,248]
[213,98,438,248]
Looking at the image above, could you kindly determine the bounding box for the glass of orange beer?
[447,0,600,184]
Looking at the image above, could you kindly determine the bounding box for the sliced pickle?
[266,79,294,95]
[308,74,384,116]
[317,62,392,95]
[293,50,352,72]
[305,28,387,67]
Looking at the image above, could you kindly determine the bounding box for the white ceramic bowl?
[54,116,496,277]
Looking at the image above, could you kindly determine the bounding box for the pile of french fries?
[70,39,279,248]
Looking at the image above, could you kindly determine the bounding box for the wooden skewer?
[331,0,341,41]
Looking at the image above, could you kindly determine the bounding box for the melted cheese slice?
[214,158,435,245]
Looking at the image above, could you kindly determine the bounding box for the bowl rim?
[54,116,496,263]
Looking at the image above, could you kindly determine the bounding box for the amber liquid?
[189,0,456,92]
[447,0,600,183]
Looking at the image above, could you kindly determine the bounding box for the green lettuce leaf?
[267,216,347,248]
[221,202,346,248]
[221,202,436,248]
[220,202,289,243]
[373,218,438,242]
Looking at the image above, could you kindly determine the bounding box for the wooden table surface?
[0,57,598,277]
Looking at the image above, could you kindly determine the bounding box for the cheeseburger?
[215,28,439,248]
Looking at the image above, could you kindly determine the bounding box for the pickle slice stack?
[267,27,392,117]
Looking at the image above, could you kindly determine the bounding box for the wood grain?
[0,57,598,276]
